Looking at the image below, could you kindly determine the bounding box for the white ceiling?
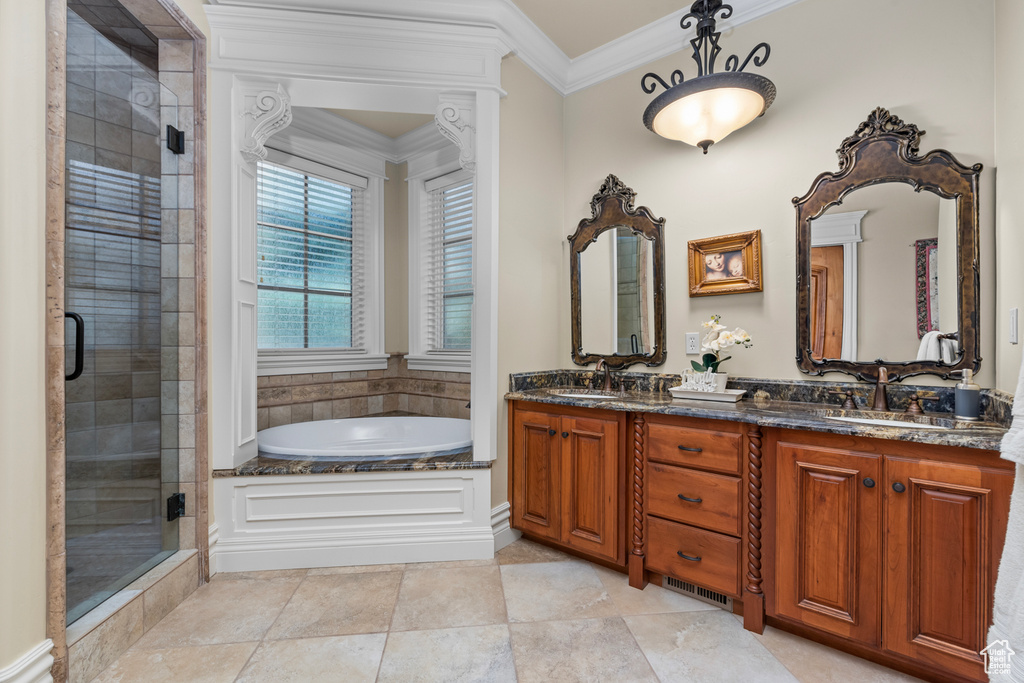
[510,0,692,59]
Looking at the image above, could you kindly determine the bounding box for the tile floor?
[89,538,923,682]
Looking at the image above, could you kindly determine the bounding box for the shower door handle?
[65,312,84,381]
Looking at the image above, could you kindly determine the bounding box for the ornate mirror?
[793,108,982,381]
[569,175,667,369]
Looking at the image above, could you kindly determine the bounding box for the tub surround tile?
[509,617,658,683]
[376,625,516,683]
[91,642,257,683]
[236,634,387,683]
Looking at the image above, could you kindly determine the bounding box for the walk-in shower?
[64,0,179,624]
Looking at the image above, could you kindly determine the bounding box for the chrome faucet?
[594,359,613,392]
[871,367,890,412]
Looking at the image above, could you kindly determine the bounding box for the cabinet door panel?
[511,409,560,541]
[775,443,882,645]
[563,416,620,562]
[884,457,1013,679]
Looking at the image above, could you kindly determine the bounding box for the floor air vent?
[663,577,733,610]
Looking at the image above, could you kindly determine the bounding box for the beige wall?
[494,56,566,503]
[0,0,48,669]
[995,0,1024,392]
[384,161,410,353]
[562,0,996,386]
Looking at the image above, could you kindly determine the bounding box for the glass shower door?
[64,3,178,625]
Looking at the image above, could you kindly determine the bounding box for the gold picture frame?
[688,229,763,297]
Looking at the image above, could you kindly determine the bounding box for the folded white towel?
[916,331,956,363]
[988,356,1024,681]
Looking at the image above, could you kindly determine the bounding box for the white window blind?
[256,160,367,351]
[424,170,473,352]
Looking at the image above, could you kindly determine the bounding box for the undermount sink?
[551,391,619,400]
[824,415,951,430]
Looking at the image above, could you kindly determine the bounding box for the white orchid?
[693,315,753,373]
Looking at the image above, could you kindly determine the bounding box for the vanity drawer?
[646,421,742,475]
[647,462,742,536]
[646,516,742,597]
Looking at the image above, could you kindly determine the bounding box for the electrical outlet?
[1011,308,1019,345]
[686,333,700,355]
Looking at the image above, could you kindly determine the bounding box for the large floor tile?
[592,564,721,616]
[377,624,516,683]
[133,577,299,648]
[510,616,657,682]
[753,626,926,682]
[495,538,572,565]
[235,633,387,683]
[265,571,402,639]
[307,563,407,575]
[404,558,497,570]
[392,565,507,631]
[625,610,798,683]
[91,642,258,683]
[501,560,616,622]
[211,568,309,582]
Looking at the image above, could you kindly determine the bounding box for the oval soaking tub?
[257,416,471,459]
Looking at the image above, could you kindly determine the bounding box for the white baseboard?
[0,641,53,683]
[208,522,220,576]
[491,501,520,551]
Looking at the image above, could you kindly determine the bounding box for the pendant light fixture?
[641,0,776,153]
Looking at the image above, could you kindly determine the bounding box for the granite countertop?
[506,371,1012,452]
[214,446,488,477]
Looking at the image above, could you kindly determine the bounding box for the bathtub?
[257,416,472,459]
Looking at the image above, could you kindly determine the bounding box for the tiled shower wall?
[257,354,471,429]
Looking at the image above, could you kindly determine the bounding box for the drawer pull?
[562,432,569,438]
[548,429,557,436]
[677,494,703,503]
[677,445,703,452]
[676,551,702,562]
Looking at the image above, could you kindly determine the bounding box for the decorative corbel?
[435,100,475,172]
[240,84,293,164]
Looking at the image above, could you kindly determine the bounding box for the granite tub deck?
[507,371,1011,452]
[214,412,488,477]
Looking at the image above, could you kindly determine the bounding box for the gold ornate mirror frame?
[793,108,982,382]
[569,175,667,369]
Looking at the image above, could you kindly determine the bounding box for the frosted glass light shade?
[643,71,776,153]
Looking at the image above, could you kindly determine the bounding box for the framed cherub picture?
[687,229,763,297]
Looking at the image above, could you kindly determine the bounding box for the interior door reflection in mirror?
[580,227,655,357]
[809,183,958,363]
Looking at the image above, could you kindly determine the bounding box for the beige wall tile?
[68,596,144,683]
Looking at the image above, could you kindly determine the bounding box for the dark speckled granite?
[214,446,487,477]
[507,371,1011,452]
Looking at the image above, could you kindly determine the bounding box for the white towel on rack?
[916,331,956,363]
[988,355,1024,681]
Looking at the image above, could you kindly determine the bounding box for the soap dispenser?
[954,368,981,421]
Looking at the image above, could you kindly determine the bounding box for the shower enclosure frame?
[43,0,208,680]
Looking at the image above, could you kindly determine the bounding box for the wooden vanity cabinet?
[509,401,627,565]
[767,429,1013,682]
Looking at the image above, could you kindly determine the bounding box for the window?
[408,166,474,371]
[257,160,363,350]
[427,171,473,352]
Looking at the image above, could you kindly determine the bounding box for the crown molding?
[286,107,451,166]
[204,0,804,96]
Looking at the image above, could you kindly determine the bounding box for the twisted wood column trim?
[631,413,646,560]
[746,425,764,595]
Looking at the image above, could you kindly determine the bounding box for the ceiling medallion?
[641,0,776,153]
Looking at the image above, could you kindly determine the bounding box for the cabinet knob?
[677,494,703,503]
[677,445,703,452]
[892,481,906,493]
[863,477,875,488]
[676,551,702,562]
[548,429,557,436]
[562,432,569,438]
